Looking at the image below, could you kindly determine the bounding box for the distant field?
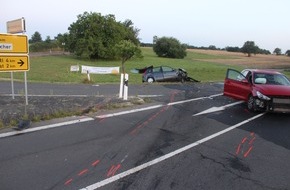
[0,48,289,84]
[190,49,290,69]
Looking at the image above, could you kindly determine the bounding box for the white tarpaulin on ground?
[81,65,120,74]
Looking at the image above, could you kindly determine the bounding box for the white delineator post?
[87,70,90,81]
[123,73,129,100]
[119,73,124,98]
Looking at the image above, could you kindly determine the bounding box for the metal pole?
[24,71,28,105]
[11,72,15,99]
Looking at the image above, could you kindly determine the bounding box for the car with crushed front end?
[142,66,188,83]
[223,68,290,112]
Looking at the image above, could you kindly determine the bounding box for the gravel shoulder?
[0,95,146,130]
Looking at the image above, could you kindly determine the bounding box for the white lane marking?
[193,101,244,116]
[137,95,164,98]
[0,93,223,137]
[96,93,223,118]
[0,117,94,139]
[95,105,164,119]
[0,94,103,97]
[167,93,222,106]
[80,113,266,190]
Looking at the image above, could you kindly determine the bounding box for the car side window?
[152,67,161,73]
[241,70,249,77]
[227,69,246,81]
[162,67,174,72]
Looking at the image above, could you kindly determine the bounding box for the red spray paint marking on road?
[107,164,122,177]
[235,144,241,155]
[243,146,253,158]
[92,159,100,167]
[64,159,100,186]
[241,137,247,143]
[236,132,256,158]
[78,169,89,176]
[64,178,73,186]
[130,91,178,135]
[64,91,179,186]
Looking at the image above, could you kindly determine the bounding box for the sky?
[1,0,290,52]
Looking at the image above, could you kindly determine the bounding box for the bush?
[29,41,59,52]
[153,36,187,59]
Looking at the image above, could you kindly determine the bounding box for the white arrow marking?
[193,101,244,116]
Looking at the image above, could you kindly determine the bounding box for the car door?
[223,69,252,101]
[161,66,178,81]
[152,66,164,82]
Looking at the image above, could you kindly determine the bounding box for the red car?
[223,69,290,112]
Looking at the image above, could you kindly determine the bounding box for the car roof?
[242,69,282,75]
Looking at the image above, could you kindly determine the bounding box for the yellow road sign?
[0,55,29,72]
[0,34,28,54]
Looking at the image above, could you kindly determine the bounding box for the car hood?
[255,84,290,96]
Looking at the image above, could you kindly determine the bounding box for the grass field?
[1,47,290,84]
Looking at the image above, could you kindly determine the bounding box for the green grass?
[0,48,244,83]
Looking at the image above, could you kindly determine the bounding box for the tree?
[55,33,69,51]
[241,41,259,57]
[258,49,271,55]
[114,40,142,74]
[208,45,217,50]
[153,36,187,59]
[30,31,42,43]
[273,48,282,55]
[122,19,140,45]
[286,50,290,57]
[67,12,140,59]
[45,36,51,43]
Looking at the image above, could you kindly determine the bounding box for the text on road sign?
[0,55,29,71]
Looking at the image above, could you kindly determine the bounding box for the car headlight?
[257,91,270,100]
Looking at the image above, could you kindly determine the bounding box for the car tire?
[147,77,154,83]
[247,95,257,112]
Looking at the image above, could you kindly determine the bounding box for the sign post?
[1,18,29,105]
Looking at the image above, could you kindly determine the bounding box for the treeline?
[28,11,290,58]
[29,32,62,52]
[225,46,271,55]
[142,43,271,54]
[141,43,222,51]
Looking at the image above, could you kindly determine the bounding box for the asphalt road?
[0,82,289,190]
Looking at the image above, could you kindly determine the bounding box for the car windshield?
[254,73,290,85]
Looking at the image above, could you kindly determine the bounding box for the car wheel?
[247,95,257,112]
[147,77,154,83]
